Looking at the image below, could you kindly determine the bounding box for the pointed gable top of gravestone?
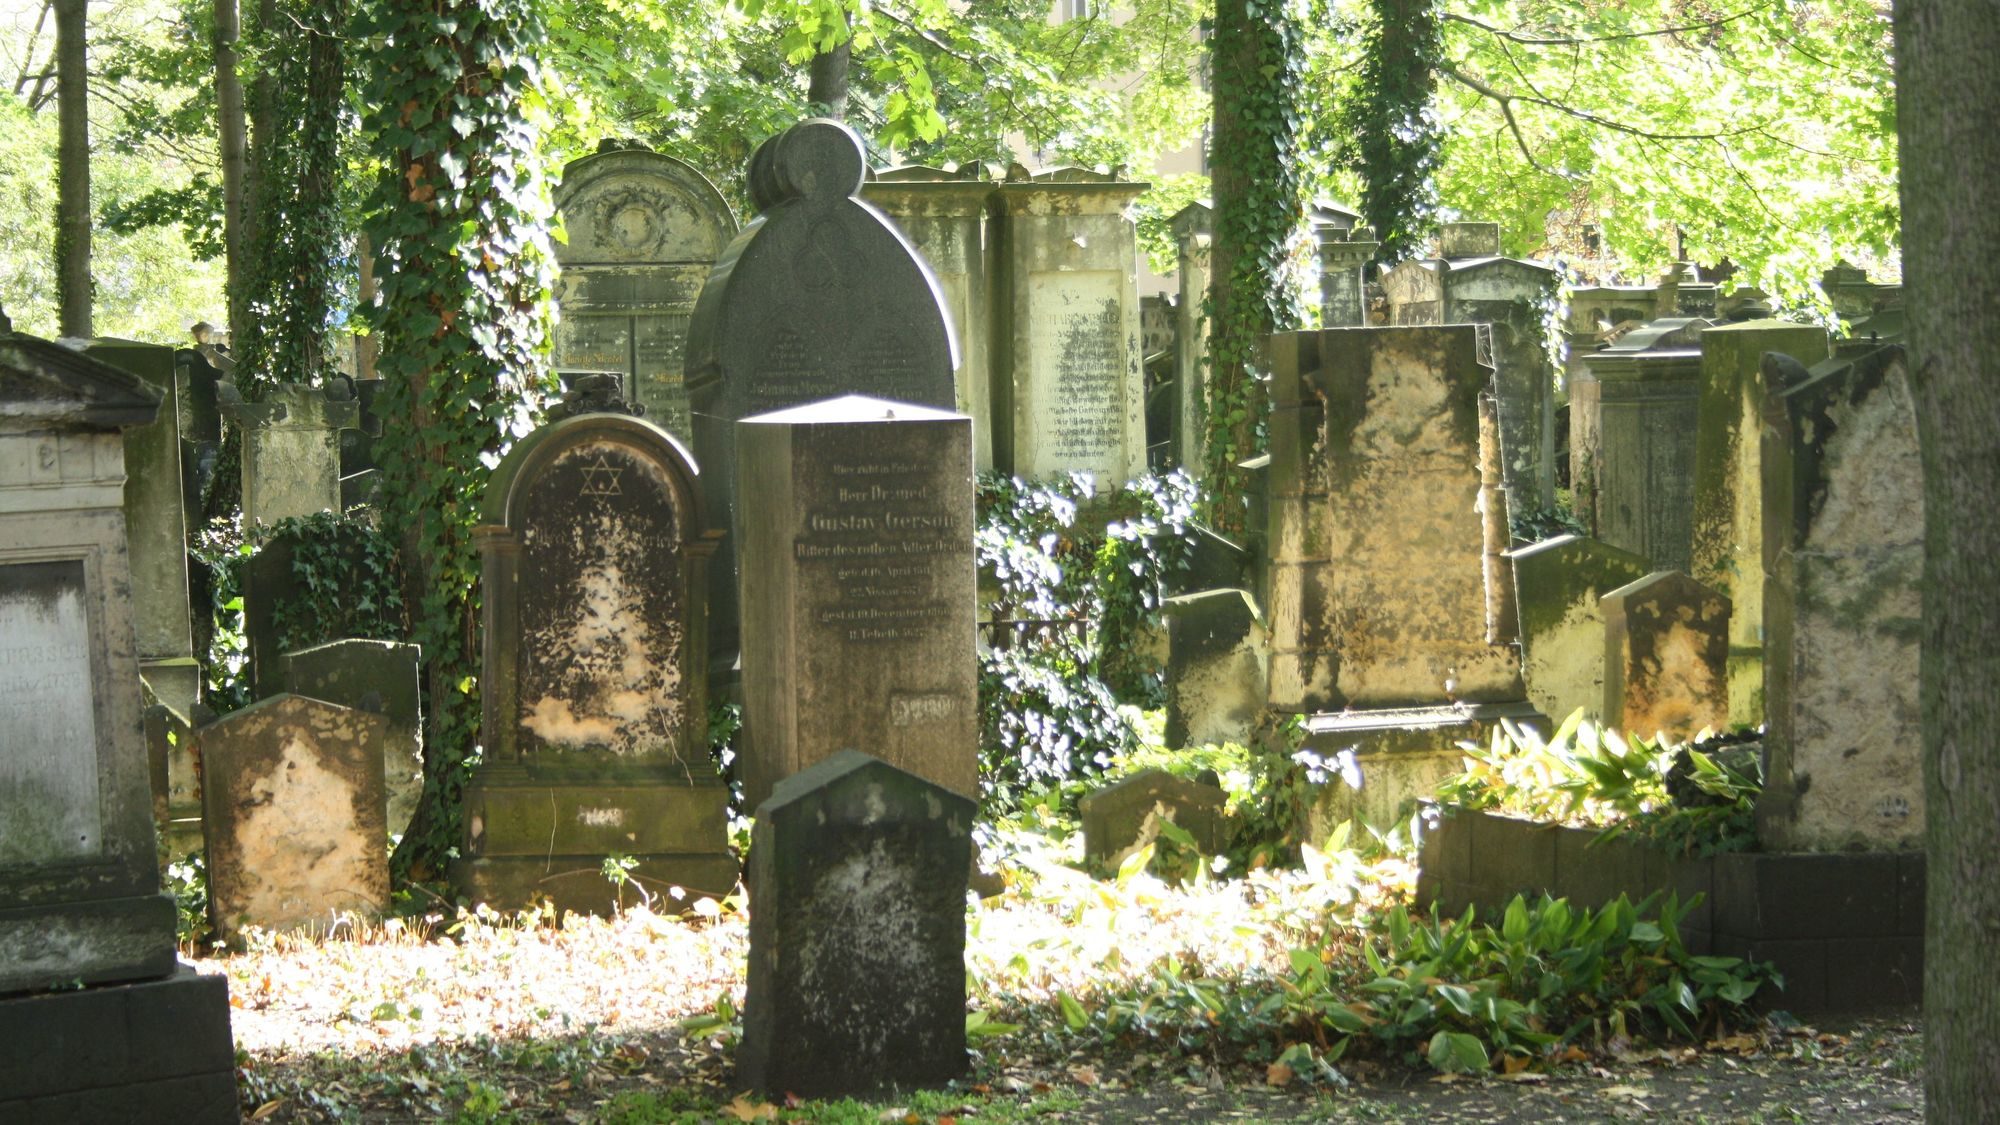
[756,748,976,823]
[739,392,966,427]
[0,329,161,430]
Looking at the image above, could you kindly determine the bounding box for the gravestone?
[687,118,958,681]
[219,381,359,526]
[173,345,225,529]
[1170,200,1212,475]
[456,410,735,912]
[281,639,424,839]
[1601,571,1730,742]
[1757,344,1923,851]
[1509,534,1652,724]
[87,339,200,715]
[144,698,203,862]
[1577,318,1713,570]
[1079,768,1229,875]
[552,145,736,441]
[1439,221,1502,259]
[863,164,998,470]
[0,321,238,1121]
[1688,320,1830,727]
[1317,224,1379,328]
[735,395,977,808]
[738,751,973,1100]
[1163,588,1266,749]
[199,694,390,940]
[989,165,1149,487]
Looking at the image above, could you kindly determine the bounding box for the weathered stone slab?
[199,694,390,940]
[1170,200,1212,475]
[1163,588,1266,749]
[143,699,202,863]
[1264,327,1523,712]
[553,145,736,441]
[219,381,359,527]
[1602,571,1730,742]
[281,639,424,839]
[457,410,733,912]
[1079,768,1229,873]
[1757,344,1923,851]
[735,395,977,808]
[739,751,973,1100]
[1316,223,1378,329]
[1689,320,1830,727]
[863,165,997,470]
[0,324,184,994]
[1439,221,1502,259]
[1579,318,1712,570]
[1300,702,1547,836]
[1510,534,1652,724]
[1445,257,1561,514]
[989,166,1148,487]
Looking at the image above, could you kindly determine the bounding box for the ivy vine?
[356,0,559,881]
[1203,0,1307,531]
[1339,0,1444,261]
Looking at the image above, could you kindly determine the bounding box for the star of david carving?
[579,453,624,497]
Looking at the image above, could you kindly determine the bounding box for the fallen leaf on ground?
[1265,1062,1294,1087]
[725,1094,778,1121]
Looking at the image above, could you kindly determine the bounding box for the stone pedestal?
[456,411,734,913]
[864,165,998,470]
[735,396,977,809]
[1578,318,1713,570]
[1689,320,1830,726]
[552,146,736,442]
[988,167,1149,488]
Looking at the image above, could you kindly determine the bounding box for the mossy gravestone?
[1601,571,1730,743]
[739,751,973,1100]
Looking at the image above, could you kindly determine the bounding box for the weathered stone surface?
[281,639,424,839]
[735,396,977,808]
[1171,200,1212,476]
[1579,318,1712,571]
[1757,344,1923,851]
[689,119,959,679]
[864,165,997,470]
[1300,703,1547,836]
[218,382,358,527]
[739,751,973,1100]
[553,146,736,441]
[1438,221,1502,259]
[1510,534,1651,724]
[199,694,390,940]
[1688,320,1830,727]
[1079,768,1229,873]
[1602,571,1730,742]
[143,699,202,863]
[989,166,1148,487]
[458,411,733,912]
[1264,327,1523,712]
[1316,222,1378,329]
[0,326,183,993]
[1163,588,1266,749]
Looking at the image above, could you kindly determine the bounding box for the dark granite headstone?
[688,118,958,679]
[455,412,734,912]
[739,750,973,1100]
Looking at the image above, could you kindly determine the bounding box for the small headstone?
[1079,768,1229,874]
[735,395,977,808]
[1757,344,1923,851]
[1601,571,1730,742]
[1510,534,1652,724]
[989,165,1149,487]
[457,410,735,911]
[738,750,973,1100]
[1163,588,1266,749]
[219,381,360,526]
[281,638,424,839]
[552,146,737,441]
[200,693,390,940]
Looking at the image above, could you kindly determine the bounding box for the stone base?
[0,893,179,995]
[1299,700,1546,840]
[0,965,238,1123]
[452,852,740,916]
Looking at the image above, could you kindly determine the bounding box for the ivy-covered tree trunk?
[1897,0,2000,1114]
[215,0,248,346]
[1344,0,1442,260]
[1204,0,1305,531]
[236,0,350,386]
[52,0,89,337]
[358,0,558,880]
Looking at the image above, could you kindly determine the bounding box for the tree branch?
[1442,4,1768,48]
[1440,59,1769,142]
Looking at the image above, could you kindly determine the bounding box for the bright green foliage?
[1282,892,1776,1071]
[356,0,560,876]
[235,0,356,387]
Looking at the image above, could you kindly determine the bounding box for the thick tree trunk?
[216,0,248,347]
[52,0,89,337]
[807,26,851,119]
[1896,0,2000,1117]
[242,0,277,273]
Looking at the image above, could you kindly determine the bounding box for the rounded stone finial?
[775,119,865,202]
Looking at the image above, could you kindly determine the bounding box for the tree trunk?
[1897,0,2000,1117]
[807,23,851,119]
[52,0,89,338]
[216,0,248,347]
[242,0,277,275]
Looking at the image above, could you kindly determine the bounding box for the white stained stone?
[0,559,103,864]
